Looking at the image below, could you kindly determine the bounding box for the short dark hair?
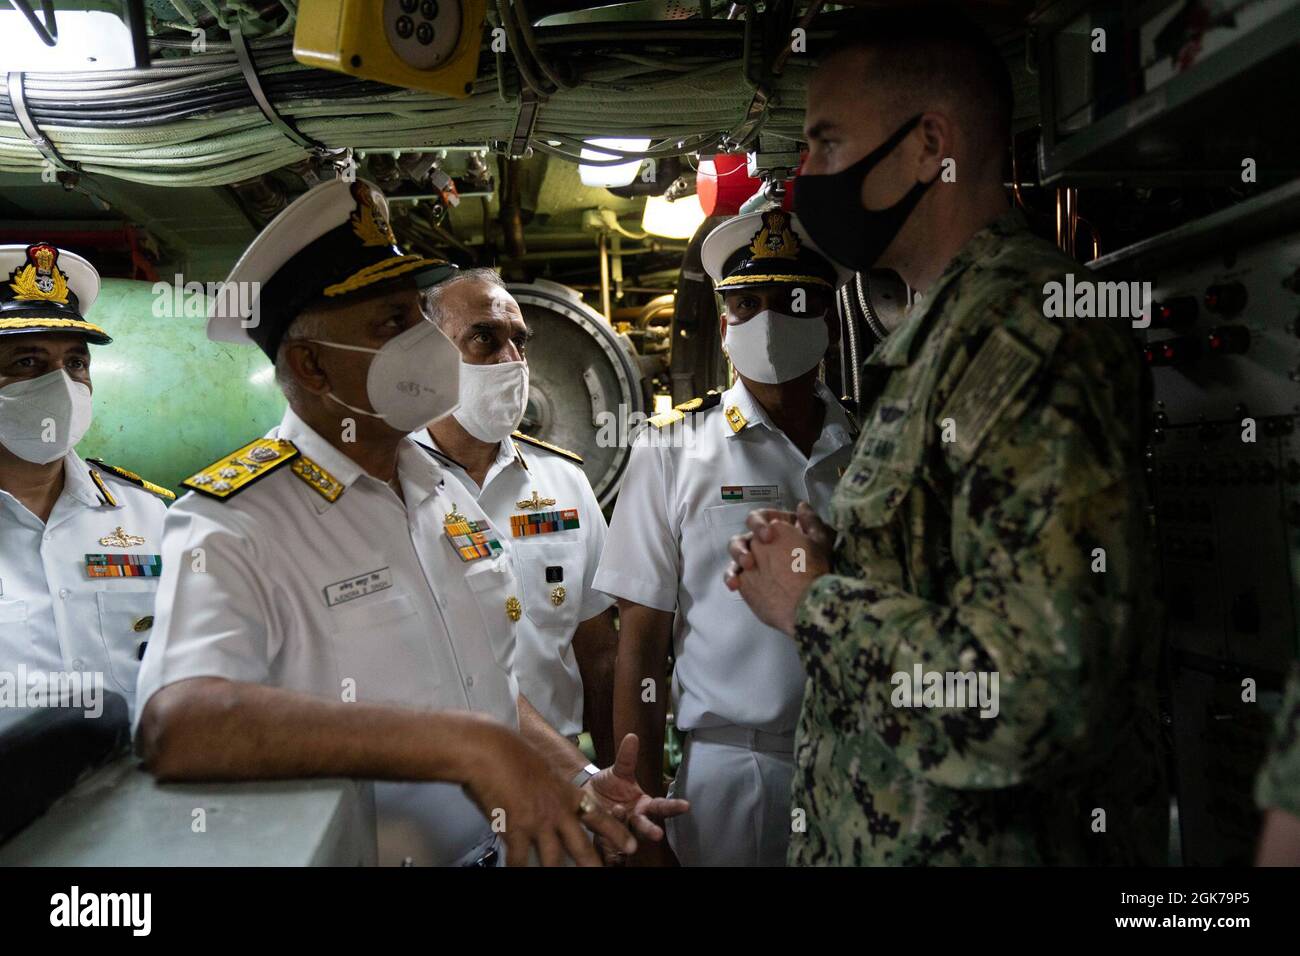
[822,4,1014,161]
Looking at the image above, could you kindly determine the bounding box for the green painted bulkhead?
[78,278,286,494]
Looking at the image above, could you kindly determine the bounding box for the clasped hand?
[724,501,834,637]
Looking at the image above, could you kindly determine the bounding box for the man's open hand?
[586,733,689,864]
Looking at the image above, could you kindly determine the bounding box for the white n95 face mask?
[722,310,830,384]
[308,319,461,431]
[450,360,529,443]
[0,368,94,464]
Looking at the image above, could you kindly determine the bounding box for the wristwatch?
[570,763,600,788]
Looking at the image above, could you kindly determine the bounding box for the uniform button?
[465,675,474,687]
[72,658,84,671]
[59,588,70,599]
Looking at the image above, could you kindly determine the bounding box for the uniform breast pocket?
[514,536,584,632]
[327,592,441,705]
[832,460,913,528]
[95,590,157,695]
[830,462,916,585]
[703,501,784,600]
[0,598,30,647]
[464,559,518,674]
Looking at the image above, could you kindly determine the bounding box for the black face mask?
[794,114,933,274]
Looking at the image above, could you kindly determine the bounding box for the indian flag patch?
[720,485,779,502]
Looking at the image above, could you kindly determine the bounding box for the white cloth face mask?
[450,359,529,443]
[0,368,93,464]
[722,310,830,384]
[308,319,461,431]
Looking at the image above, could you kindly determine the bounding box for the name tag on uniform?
[324,567,393,607]
[444,519,505,561]
[510,508,580,537]
[720,485,779,502]
[84,554,162,578]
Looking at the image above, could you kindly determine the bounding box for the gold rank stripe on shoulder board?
[182,438,298,500]
[647,408,685,429]
[85,459,176,501]
[648,391,722,429]
[291,455,345,502]
[511,431,583,465]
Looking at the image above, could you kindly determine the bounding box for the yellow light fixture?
[642,194,706,240]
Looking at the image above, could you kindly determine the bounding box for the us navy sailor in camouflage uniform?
[725,9,1167,865]
[1255,664,1300,865]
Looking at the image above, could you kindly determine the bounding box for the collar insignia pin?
[725,405,747,433]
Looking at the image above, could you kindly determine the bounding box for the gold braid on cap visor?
[0,317,109,336]
[714,274,832,289]
[322,255,441,297]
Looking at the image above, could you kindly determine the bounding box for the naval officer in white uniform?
[0,243,174,714]
[410,268,618,765]
[594,208,857,866]
[134,180,685,866]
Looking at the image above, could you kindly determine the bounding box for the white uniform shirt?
[0,450,168,711]
[136,409,521,866]
[411,429,614,737]
[594,379,856,735]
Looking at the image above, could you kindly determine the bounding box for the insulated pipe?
[599,232,611,321]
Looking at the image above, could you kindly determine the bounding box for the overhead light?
[0,9,139,72]
[579,138,651,188]
[642,194,706,240]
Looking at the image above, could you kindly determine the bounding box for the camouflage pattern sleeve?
[794,289,1151,792]
[1256,663,1300,818]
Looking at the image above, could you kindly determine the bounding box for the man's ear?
[282,340,330,397]
[914,111,953,185]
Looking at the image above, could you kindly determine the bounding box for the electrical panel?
[1098,193,1300,865]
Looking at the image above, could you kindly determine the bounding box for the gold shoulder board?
[511,431,584,465]
[291,455,345,502]
[181,438,298,500]
[86,458,177,502]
